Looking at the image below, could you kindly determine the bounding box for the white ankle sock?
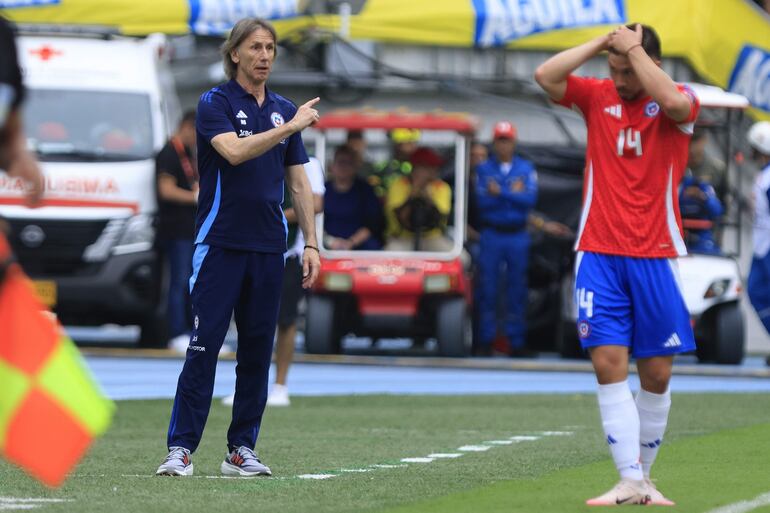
[597,380,643,481]
[636,387,671,478]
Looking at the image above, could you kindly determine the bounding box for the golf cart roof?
[315,110,478,133]
[684,83,750,109]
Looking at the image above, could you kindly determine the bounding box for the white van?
[0,31,180,346]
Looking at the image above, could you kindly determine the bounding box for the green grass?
[2,394,770,513]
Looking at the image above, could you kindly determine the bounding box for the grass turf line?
[382,422,770,513]
[1,394,769,513]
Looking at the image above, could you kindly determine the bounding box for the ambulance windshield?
[23,89,154,162]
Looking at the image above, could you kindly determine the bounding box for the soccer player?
[156,17,321,477]
[535,24,699,505]
[0,17,43,206]
[746,121,770,366]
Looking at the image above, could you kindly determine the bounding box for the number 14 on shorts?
[577,287,594,318]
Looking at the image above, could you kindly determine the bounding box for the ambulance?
[1,31,181,347]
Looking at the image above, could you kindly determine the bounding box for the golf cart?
[559,83,749,364]
[305,111,475,357]
[677,83,749,364]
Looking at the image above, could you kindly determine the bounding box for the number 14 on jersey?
[616,128,643,156]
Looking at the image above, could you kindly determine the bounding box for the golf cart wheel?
[698,302,745,365]
[305,295,341,354]
[436,297,472,357]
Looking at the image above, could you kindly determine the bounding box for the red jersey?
[557,75,700,258]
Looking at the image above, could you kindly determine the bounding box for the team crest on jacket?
[644,101,660,117]
[271,112,284,127]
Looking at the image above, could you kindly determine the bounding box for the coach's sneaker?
[156,446,193,476]
[585,478,651,506]
[221,446,272,477]
[645,478,675,506]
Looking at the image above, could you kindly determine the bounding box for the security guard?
[475,122,537,356]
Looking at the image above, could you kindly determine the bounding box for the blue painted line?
[83,357,770,401]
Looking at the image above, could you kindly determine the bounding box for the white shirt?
[752,163,770,258]
[286,156,326,258]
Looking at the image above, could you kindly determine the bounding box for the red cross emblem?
[29,45,63,61]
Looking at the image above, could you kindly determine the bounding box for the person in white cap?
[746,121,770,366]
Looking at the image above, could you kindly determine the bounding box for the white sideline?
[114,430,572,485]
[0,498,72,512]
[705,492,770,513]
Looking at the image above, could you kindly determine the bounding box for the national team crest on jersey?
[645,101,660,117]
[578,321,591,339]
[271,112,284,127]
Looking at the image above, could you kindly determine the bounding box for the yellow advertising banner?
[3,0,768,116]
[0,0,312,36]
[321,0,770,118]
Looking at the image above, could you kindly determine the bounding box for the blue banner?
[473,0,627,47]
[728,45,770,113]
[188,0,300,35]
[0,0,58,7]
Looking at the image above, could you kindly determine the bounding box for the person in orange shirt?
[384,147,453,252]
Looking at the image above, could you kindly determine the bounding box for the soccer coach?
[157,17,321,477]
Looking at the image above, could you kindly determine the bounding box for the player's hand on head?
[291,97,321,132]
[609,23,642,55]
[301,245,321,289]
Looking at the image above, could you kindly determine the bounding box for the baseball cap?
[493,121,517,140]
[391,128,421,144]
[410,147,444,167]
[748,121,770,156]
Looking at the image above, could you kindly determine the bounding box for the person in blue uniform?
[746,121,770,367]
[678,173,723,255]
[156,17,321,477]
[475,122,537,357]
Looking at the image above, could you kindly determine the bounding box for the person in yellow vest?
[384,147,453,252]
[369,128,420,198]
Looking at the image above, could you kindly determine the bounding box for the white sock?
[597,380,643,481]
[636,387,671,478]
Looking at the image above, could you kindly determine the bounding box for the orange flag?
[0,237,114,487]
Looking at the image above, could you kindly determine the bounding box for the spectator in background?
[369,128,420,198]
[324,145,383,250]
[688,128,727,204]
[468,140,489,242]
[384,147,453,252]
[475,122,537,357]
[746,121,770,367]
[679,173,723,255]
[156,111,198,351]
[470,140,489,169]
[345,130,375,176]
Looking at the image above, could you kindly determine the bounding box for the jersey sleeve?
[555,75,601,117]
[284,104,309,167]
[675,84,701,126]
[196,90,235,143]
[155,144,181,181]
[305,156,326,194]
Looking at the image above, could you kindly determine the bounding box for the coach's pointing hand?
[291,97,321,132]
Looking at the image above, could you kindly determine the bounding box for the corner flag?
[0,239,114,487]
